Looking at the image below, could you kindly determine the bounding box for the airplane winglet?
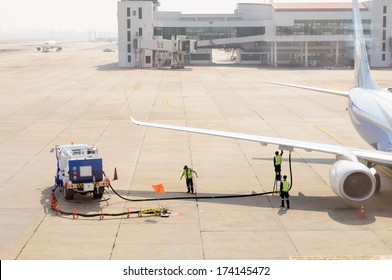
[123,89,142,126]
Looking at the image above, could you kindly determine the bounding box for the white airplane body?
[129,0,392,203]
[37,40,62,52]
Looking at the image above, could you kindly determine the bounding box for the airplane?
[128,0,392,203]
[36,40,62,52]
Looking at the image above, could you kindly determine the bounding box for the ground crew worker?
[180,165,198,194]
[273,149,283,178]
[280,175,290,209]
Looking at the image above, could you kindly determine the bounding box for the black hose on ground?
[51,179,279,218]
[109,184,277,201]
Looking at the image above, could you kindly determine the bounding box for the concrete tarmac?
[0,42,392,260]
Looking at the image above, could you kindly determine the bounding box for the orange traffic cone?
[73,208,78,219]
[51,192,57,209]
[55,205,60,215]
[113,167,118,181]
[358,205,366,219]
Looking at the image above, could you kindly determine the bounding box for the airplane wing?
[264,81,349,97]
[129,112,392,166]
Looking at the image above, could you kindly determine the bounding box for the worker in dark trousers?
[274,149,283,173]
[180,165,198,193]
[273,149,283,180]
[280,175,290,209]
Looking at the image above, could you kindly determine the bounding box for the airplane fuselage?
[348,87,392,152]
[37,41,62,52]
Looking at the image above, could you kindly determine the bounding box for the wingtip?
[123,90,140,125]
[127,105,140,125]
[129,114,141,126]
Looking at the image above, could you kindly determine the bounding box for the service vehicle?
[52,144,109,200]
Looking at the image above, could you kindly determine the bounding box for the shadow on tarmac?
[41,184,391,225]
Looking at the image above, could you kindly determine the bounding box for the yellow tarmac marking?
[377,165,392,179]
[163,98,185,112]
[315,124,345,145]
[314,125,392,180]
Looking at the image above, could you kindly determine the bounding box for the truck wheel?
[93,187,99,199]
[64,189,74,200]
[98,188,104,199]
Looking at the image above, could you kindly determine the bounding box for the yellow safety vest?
[185,169,193,179]
[282,180,289,192]
[275,155,282,165]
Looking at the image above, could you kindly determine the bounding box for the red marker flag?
[152,184,165,194]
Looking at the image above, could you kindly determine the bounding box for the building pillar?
[305,41,308,67]
[274,41,277,67]
[335,41,339,66]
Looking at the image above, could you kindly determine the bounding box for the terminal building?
[117,0,392,68]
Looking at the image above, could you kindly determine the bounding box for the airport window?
[154,27,162,36]
[383,30,386,41]
[383,6,387,14]
[139,7,142,19]
[190,53,211,60]
[139,28,143,37]
[128,55,132,63]
[383,16,387,28]
[158,26,264,40]
[241,53,261,61]
[383,42,386,52]
[277,20,371,36]
[382,53,386,61]
[145,56,151,64]
[237,27,265,37]
[127,7,131,17]
[127,19,131,29]
[390,38,392,52]
[127,44,131,53]
[159,27,186,39]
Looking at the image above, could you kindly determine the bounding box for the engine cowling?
[381,87,392,93]
[329,160,376,202]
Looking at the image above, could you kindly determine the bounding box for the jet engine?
[381,87,392,93]
[329,160,376,202]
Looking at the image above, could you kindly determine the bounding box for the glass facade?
[276,20,371,36]
[155,27,265,40]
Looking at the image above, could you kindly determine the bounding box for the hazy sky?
[0,0,353,32]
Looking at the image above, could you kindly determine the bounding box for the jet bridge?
[135,35,197,69]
